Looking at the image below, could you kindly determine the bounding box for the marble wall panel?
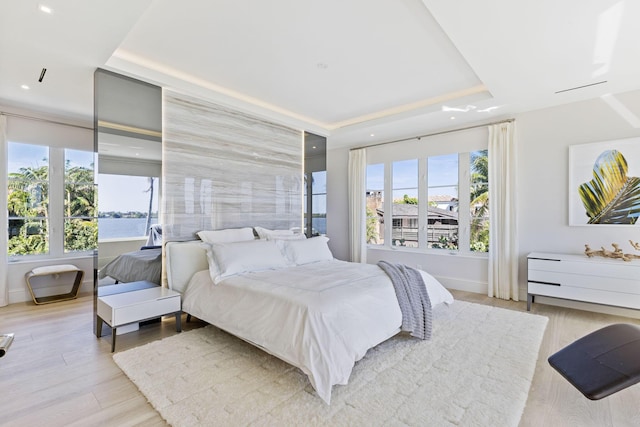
[162,90,303,240]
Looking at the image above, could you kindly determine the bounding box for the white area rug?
[114,301,548,426]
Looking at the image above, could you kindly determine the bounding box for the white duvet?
[181,259,453,404]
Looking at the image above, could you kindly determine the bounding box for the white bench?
[25,264,84,305]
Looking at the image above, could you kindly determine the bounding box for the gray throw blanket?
[377,261,432,340]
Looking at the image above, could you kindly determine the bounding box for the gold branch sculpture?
[584,241,640,261]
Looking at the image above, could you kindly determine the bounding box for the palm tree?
[65,163,95,217]
[64,162,97,252]
[144,177,155,236]
[7,165,49,254]
[470,150,489,252]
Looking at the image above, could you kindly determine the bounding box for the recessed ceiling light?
[21,84,30,90]
[450,116,456,120]
[370,133,375,137]
[312,145,317,149]
[38,4,53,14]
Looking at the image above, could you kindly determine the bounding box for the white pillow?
[207,240,289,283]
[282,236,333,265]
[197,227,255,244]
[418,269,455,307]
[268,233,306,241]
[254,226,297,240]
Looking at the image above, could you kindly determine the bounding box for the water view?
[98,217,153,240]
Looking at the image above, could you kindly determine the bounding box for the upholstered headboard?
[165,240,209,294]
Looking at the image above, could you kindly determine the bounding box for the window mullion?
[48,147,64,257]
[383,161,392,247]
[418,157,427,249]
[458,152,471,253]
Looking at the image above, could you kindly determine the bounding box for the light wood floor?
[1,291,639,426]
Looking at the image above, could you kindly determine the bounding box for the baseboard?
[436,276,487,294]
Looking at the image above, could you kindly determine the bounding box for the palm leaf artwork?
[578,149,640,224]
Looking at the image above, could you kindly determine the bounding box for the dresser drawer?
[528,257,640,280]
[528,270,640,294]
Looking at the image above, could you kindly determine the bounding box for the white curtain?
[348,148,367,263]
[0,115,8,306]
[488,121,519,300]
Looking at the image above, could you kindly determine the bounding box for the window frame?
[7,143,96,260]
[364,131,488,257]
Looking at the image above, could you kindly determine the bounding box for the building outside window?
[427,153,459,250]
[392,159,419,247]
[365,146,489,255]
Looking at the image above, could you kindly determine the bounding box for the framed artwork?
[569,137,640,226]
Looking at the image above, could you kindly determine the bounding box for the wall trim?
[437,275,487,294]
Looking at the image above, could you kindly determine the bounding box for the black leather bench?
[548,323,640,400]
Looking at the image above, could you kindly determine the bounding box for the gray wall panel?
[162,90,303,239]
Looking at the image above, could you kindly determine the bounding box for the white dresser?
[527,252,640,311]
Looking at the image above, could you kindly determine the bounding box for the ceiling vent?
[555,80,607,94]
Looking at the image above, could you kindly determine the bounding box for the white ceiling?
[2,0,640,150]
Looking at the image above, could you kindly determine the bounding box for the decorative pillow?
[197,227,255,244]
[254,226,296,240]
[281,236,333,265]
[207,240,290,283]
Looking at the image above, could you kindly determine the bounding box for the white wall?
[516,90,640,315]
[327,89,640,314]
[2,105,95,304]
[326,147,350,261]
[327,128,489,294]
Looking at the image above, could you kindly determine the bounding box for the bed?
[99,247,162,284]
[165,229,454,404]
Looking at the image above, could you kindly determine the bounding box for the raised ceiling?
[2,0,640,148]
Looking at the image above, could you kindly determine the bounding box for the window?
[427,154,459,250]
[98,174,159,240]
[304,171,326,237]
[364,136,489,255]
[366,163,384,245]
[64,149,97,253]
[7,143,97,257]
[469,150,489,252]
[311,171,326,236]
[392,159,418,247]
[7,143,49,255]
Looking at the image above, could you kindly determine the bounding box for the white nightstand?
[97,286,182,352]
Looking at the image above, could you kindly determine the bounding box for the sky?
[367,153,461,200]
[98,174,159,213]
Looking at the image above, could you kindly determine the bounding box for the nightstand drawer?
[114,295,179,326]
[97,287,181,327]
